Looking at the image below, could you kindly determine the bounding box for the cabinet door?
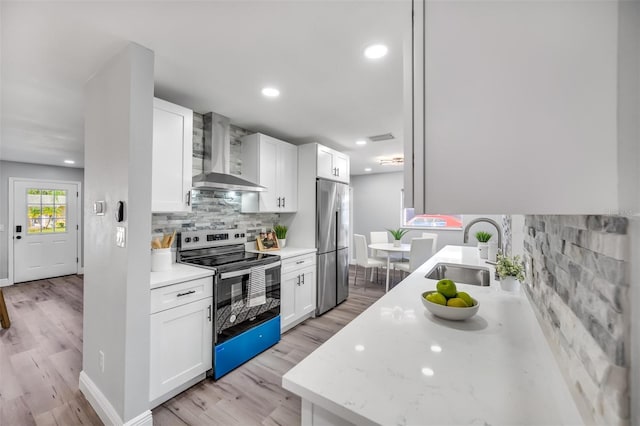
[406,0,619,214]
[295,267,316,316]
[333,152,349,183]
[278,142,298,212]
[316,146,335,180]
[258,137,280,211]
[149,297,212,402]
[280,271,298,331]
[152,98,193,212]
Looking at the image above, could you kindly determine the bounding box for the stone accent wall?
[501,215,512,256]
[152,112,277,241]
[192,112,247,177]
[523,215,630,425]
[152,190,279,241]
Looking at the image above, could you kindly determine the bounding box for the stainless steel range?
[177,229,281,379]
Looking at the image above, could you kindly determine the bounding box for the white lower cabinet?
[281,253,316,333]
[149,277,213,408]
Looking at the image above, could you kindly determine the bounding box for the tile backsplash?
[152,112,279,240]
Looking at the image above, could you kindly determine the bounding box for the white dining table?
[368,242,411,292]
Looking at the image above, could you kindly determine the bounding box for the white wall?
[0,160,84,281]
[350,171,505,260]
[81,43,153,424]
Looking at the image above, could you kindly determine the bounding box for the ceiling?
[1,0,409,175]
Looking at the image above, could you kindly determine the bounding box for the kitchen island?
[282,246,585,425]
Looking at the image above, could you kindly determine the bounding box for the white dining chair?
[354,234,386,289]
[393,237,436,279]
[369,231,388,261]
[421,232,438,255]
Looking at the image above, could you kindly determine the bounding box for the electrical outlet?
[99,350,105,373]
[0,224,4,232]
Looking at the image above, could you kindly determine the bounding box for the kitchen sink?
[425,263,491,286]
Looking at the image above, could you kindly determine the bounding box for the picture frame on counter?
[256,231,280,251]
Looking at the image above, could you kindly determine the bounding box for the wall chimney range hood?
[192,112,265,192]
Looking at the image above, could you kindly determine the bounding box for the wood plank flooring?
[0,275,102,426]
[0,266,387,426]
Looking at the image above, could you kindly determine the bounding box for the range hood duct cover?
[192,112,265,192]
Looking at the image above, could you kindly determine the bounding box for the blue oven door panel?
[214,315,281,379]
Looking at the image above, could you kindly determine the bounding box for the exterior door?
[12,180,79,283]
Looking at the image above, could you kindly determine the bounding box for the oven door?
[214,262,280,344]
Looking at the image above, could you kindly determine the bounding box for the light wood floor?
[0,266,387,425]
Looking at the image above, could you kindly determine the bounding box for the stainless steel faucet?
[463,217,502,253]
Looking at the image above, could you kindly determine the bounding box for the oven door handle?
[219,269,252,279]
[218,261,281,280]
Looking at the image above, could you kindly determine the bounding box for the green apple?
[456,291,474,307]
[436,279,457,298]
[425,292,447,305]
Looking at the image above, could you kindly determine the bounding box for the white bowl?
[421,291,480,321]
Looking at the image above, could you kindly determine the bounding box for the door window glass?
[27,189,67,234]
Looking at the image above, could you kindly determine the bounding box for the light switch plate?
[94,201,106,215]
[116,226,126,248]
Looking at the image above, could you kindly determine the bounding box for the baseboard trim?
[0,278,10,287]
[124,410,153,426]
[79,371,153,426]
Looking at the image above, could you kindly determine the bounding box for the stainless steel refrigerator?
[316,178,349,315]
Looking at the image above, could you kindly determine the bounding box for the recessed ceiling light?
[261,87,280,98]
[364,167,372,172]
[64,160,75,164]
[364,44,388,59]
[421,367,435,377]
[356,140,367,146]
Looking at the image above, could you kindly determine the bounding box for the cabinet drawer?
[282,253,316,274]
[151,276,213,314]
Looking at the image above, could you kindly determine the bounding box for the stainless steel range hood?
[192,112,266,192]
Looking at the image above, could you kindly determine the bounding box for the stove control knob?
[193,236,200,242]
[241,233,245,237]
[184,237,191,243]
[234,233,240,238]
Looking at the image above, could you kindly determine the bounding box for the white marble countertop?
[150,263,215,290]
[282,245,584,425]
[245,244,316,260]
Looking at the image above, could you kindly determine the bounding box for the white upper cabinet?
[152,98,193,212]
[305,143,350,183]
[405,0,622,214]
[240,133,298,213]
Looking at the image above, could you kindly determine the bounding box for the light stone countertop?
[150,263,215,290]
[245,244,317,260]
[282,245,585,425]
